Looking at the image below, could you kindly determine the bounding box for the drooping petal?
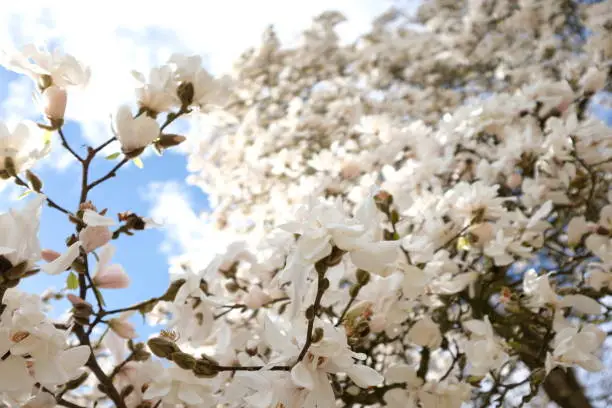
[291,361,314,390]
[40,241,81,275]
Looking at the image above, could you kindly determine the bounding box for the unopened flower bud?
[147,337,181,359]
[42,85,67,121]
[355,321,370,337]
[193,359,219,378]
[25,170,43,193]
[356,269,370,286]
[38,74,53,91]
[72,302,94,320]
[177,82,195,107]
[325,246,345,267]
[374,190,393,212]
[171,352,196,370]
[311,327,324,343]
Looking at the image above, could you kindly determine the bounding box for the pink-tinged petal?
[109,318,137,339]
[291,361,314,390]
[42,85,67,120]
[79,225,112,253]
[41,249,61,262]
[66,294,86,306]
[40,241,81,275]
[94,264,130,289]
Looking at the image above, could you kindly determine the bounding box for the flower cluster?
[0,1,611,407]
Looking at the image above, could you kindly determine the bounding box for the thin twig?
[59,128,84,163]
[87,157,130,191]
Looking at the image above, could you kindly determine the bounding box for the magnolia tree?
[1,0,612,407]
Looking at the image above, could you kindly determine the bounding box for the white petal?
[83,210,115,226]
[346,364,384,388]
[178,384,203,405]
[463,319,489,336]
[0,356,33,392]
[143,382,172,400]
[40,241,81,275]
[291,362,314,390]
[527,200,553,229]
[60,345,90,376]
[559,295,602,315]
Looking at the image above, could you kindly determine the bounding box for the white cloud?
[142,180,234,269]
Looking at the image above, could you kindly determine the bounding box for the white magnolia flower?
[352,271,406,335]
[133,65,179,113]
[522,270,602,314]
[0,289,90,393]
[114,105,160,155]
[0,121,49,176]
[264,316,383,405]
[143,362,216,407]
[169,54,231,109]
[0,44,90,88]
[0,195,44,272]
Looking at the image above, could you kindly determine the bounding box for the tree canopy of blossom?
[0,1,611,407]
